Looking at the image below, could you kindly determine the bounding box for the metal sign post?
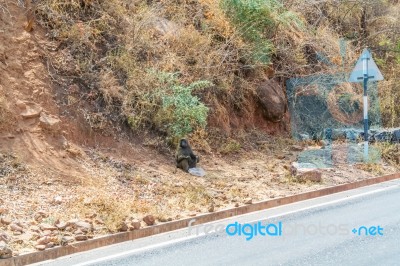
[349,48,384,161]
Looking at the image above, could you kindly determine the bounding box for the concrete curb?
[2,172,400,266]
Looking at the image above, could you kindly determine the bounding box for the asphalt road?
[35,179,400,266]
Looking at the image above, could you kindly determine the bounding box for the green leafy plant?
[221,0,303,64]
[148,70,211,141]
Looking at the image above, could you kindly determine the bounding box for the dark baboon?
[175,138,199,172]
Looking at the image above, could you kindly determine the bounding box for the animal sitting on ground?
[175,138,199,172]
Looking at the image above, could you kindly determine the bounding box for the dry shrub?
[71,193,132,232]
[179,184,212,211]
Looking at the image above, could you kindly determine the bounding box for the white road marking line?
[67,181,400,265]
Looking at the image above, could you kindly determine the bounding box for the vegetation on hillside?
[31,0,400,144]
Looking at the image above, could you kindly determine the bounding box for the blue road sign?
[349,48,383,161]
[349,48,384,82]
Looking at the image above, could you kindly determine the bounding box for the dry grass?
[33,0,368,143]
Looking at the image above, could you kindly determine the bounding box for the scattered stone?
[188,213,197,217]
[40,223,57,231]
[276,154,286,160]
[244,198,253,204]
[208,204,215,213]
[35,245,46,251]
[0,232,10,243]
[131,220,141,230]
[34,211,48,222]
[75,235,88,241]
[10,223,23,233]
[55,222,67,230]
[16,100,26,109]
[291,162,322,182]
[0,241,12,259]
[143,215,155,226]
[158,217,168,223]
[61,236,74,245]
[290,145,304,152]
[36,236,51,245]
[41,230,52,236]
[29,226,41,233]
[52,196,63,205]
[0,207,7,215]
[39,113,61,130]
[20,102,42,119]
[85,213,97,219]
[66,219,79,226]
[74,221,92,232]
[1,217,11,225]
[94,218,105,225]
[234,203,240,207]
[118,222,129,232]
[46,242,55,249]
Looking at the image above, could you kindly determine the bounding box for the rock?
[74,221,92,232]
[34,211,48,222]
[20,102,42,119]
[40,223,58,231]
[35,245,46,251]
[29,225,41,233]
[256,79,287,122]
[0,232,10,243]
[10,223,24,233]
[85,213,97,219]
[131,220,141,230]
[16,100,26,109]
[290,145,304,152]
[36,236,51,245]
[143,215,155,226]
[75,235,88,241]
[46,242,55,249]
[94,218,105,225]
[118,222,129,232]
[152,17,180,37]
[39,113,61,130]
[291,162,322,182]
[208,204,215,213]
[298,133,310,141]
[1,217,11,225]
[234,203,240,207]
[0,208,8,215]
[55,222,67,230]
[373,130,392,142]
[66,219,79,226]
[392,128,400,143]
[0,241,12,259]
[244,198,253,204]
[61,236,74,245]
[52,196,63,205]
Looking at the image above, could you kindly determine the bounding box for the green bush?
[221,0,302,64]
[148,71,211,142]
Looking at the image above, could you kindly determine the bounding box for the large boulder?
[392,128,400,143]
[291,162,322,182]
[256,80,287,122]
